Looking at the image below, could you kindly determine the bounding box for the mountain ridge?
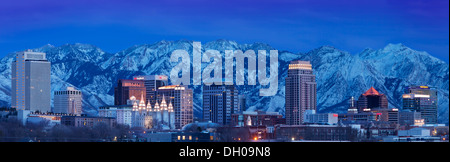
[0,40,448,124]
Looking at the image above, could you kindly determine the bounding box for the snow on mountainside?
[0,40,448,124]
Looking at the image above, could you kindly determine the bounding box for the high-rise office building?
[114,79,146,106]
[285,60,317,125]
[398,110,422,126]
[156,85,193,129]
[203,82,239,125]
[357,87,388,112]
[238,94,246,112]
[11,50,51,113]
[133,75,168,105]
[402,86,438,124]
[54,87,82,115]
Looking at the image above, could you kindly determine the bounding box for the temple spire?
[161,95,168,111]
[154,101,160,112]
[138,92,146,112]
[168,101,173,112]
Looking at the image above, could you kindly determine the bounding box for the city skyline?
[0,40,448,125]
[1,48,448,143]
[0,0,448,144]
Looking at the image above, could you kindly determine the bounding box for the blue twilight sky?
[0,0,448,62]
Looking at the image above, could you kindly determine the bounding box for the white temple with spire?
[161,95,169,126]
[130,93,175,130]
[131,93,153,129]
[168,101,175,129]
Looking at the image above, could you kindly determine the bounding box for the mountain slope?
[0,40,448,124]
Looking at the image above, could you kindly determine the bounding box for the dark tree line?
[0,118,133,142]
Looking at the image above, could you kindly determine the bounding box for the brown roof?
[363,87,381,96]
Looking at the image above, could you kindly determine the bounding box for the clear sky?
[0,0,448,62]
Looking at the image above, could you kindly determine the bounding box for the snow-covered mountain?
[0,40,448,124]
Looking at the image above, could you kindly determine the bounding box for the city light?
[288,63,312,70]
[414,94,430,98]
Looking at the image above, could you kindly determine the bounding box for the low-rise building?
[61,116,116,128]
[303,110,338,125]
[144,132,217,142]
[231,110,284,127]
[98,105,132,127]
[274,124,357,141]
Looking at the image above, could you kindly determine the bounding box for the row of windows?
[177,135,202,141]
[55,91,81,95]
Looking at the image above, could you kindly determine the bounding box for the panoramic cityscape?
[0,46,447,142]
[0,1,449,153]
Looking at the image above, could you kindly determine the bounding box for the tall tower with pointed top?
[153,101,161,124]
[160,95,169,125]
[132,99,139,112]
[146,100,152,113]
[138,93,146,114]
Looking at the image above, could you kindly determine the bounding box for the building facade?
[402,86,438,124]
[238,94,246,112]
[285,60,317,125]
[303,110,339,125]
[54,87,82,115]
[156,85,193,129]
[275,125,356,141]
[231,110,285,127]
[11,50,51,113]
[131,94,153,129]
[357,87,388,112]
[61,116,116,128]
[114,79,146,106]
[398,110,422,126]
[98,105,133,127]
[203,83,239,125]
[133,75,168,105]
[371,108,399,124]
